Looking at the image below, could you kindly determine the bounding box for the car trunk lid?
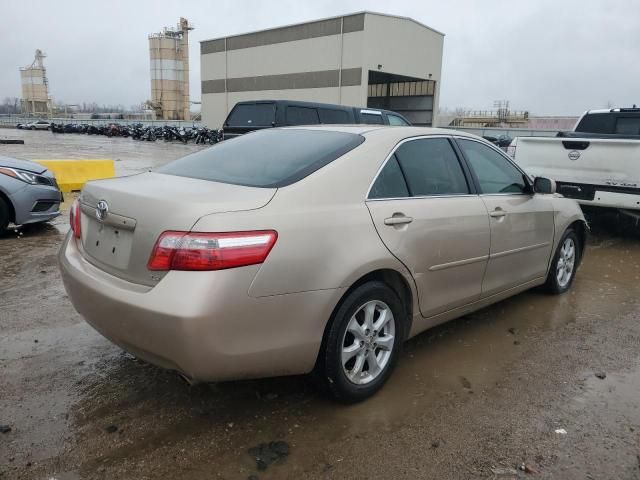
[78,172,276,286]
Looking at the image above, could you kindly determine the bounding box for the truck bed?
[510,136,640,210]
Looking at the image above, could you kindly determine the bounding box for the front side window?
[394,138,469,196]
[457,139,527,194]
[387,114,409,126]
[361,112,384,125]
[286,106,320,125]
[159,129,364,188]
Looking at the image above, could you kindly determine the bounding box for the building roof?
[200,11,444,44]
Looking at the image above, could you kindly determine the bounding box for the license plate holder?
[84,219,134,269]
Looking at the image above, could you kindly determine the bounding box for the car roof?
[232,99,408,117]
[234,99,352,110]
[283,124,481,140]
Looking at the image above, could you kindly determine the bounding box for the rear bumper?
[580,190,640,210]
[58,233,344,382]
[557,182,640,210]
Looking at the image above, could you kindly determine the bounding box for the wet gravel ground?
[1,130,640,479]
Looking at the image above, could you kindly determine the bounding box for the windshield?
[158,129,365,188]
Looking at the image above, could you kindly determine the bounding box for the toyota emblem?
[96,200,109,221]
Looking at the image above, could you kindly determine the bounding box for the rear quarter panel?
[190,130,419,304]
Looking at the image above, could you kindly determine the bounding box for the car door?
[366,137,490,318]
[455,137,555,296]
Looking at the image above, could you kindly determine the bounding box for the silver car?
[26,120,51,130]
[59,127,587,402]
[0,156,62,234]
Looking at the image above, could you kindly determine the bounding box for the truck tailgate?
[512,136,640,188]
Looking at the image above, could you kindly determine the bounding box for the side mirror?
[533,176,556,194]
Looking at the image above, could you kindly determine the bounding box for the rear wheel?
[314,281,405,403]
[0,197,10,235]
[545,228,580,294]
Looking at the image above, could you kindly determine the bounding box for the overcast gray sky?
[1,0,638,115]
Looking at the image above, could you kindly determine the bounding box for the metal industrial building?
[148,18,193,120]
[200,12,444,128]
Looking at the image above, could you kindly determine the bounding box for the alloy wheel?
[341,300,395,385]
[556,237,576,288]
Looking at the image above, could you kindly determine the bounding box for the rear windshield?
[575,113,613,134]
[574,112,640,135]
[158,129,365,188]
[226,103,275,127]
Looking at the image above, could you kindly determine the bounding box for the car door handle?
[489,208,506,218]
[384,215,413,226]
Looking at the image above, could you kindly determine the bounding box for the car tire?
[544,228,580,294]
[0,197,10,236]
[314,281,406,403]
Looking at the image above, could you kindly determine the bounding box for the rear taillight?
[70,199,81,239]
[147,230,278,271]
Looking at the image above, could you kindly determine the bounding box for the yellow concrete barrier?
[35,159,115,192]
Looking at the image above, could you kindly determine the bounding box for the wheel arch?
[315,268,415,368]
[569,219,588,266]
[0,189,16,224]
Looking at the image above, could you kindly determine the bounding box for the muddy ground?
[1,130,639,480]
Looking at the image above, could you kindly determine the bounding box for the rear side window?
[360,111,384,125]
[226,104,275,127]
[368,155,409,199]
[394,138,469,196]
[158,129,364,188]
[615,117,640,135]
[318,108,350,124]
[286,106,319,125]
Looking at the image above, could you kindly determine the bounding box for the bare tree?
[0,97,21,115]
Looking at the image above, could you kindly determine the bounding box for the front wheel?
[545,228,580,294]
[314,281,406,403]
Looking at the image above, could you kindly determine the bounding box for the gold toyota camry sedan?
[59,126,587,402]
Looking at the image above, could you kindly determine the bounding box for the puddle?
[575,364,640,416]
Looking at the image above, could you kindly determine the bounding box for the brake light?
[147,230,278,271]
[70,199,81,239]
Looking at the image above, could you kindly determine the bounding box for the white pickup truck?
[508,108,640,214]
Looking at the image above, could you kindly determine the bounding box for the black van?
[222,100,411,140]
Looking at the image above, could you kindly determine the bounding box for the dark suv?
[222,100,411,140]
